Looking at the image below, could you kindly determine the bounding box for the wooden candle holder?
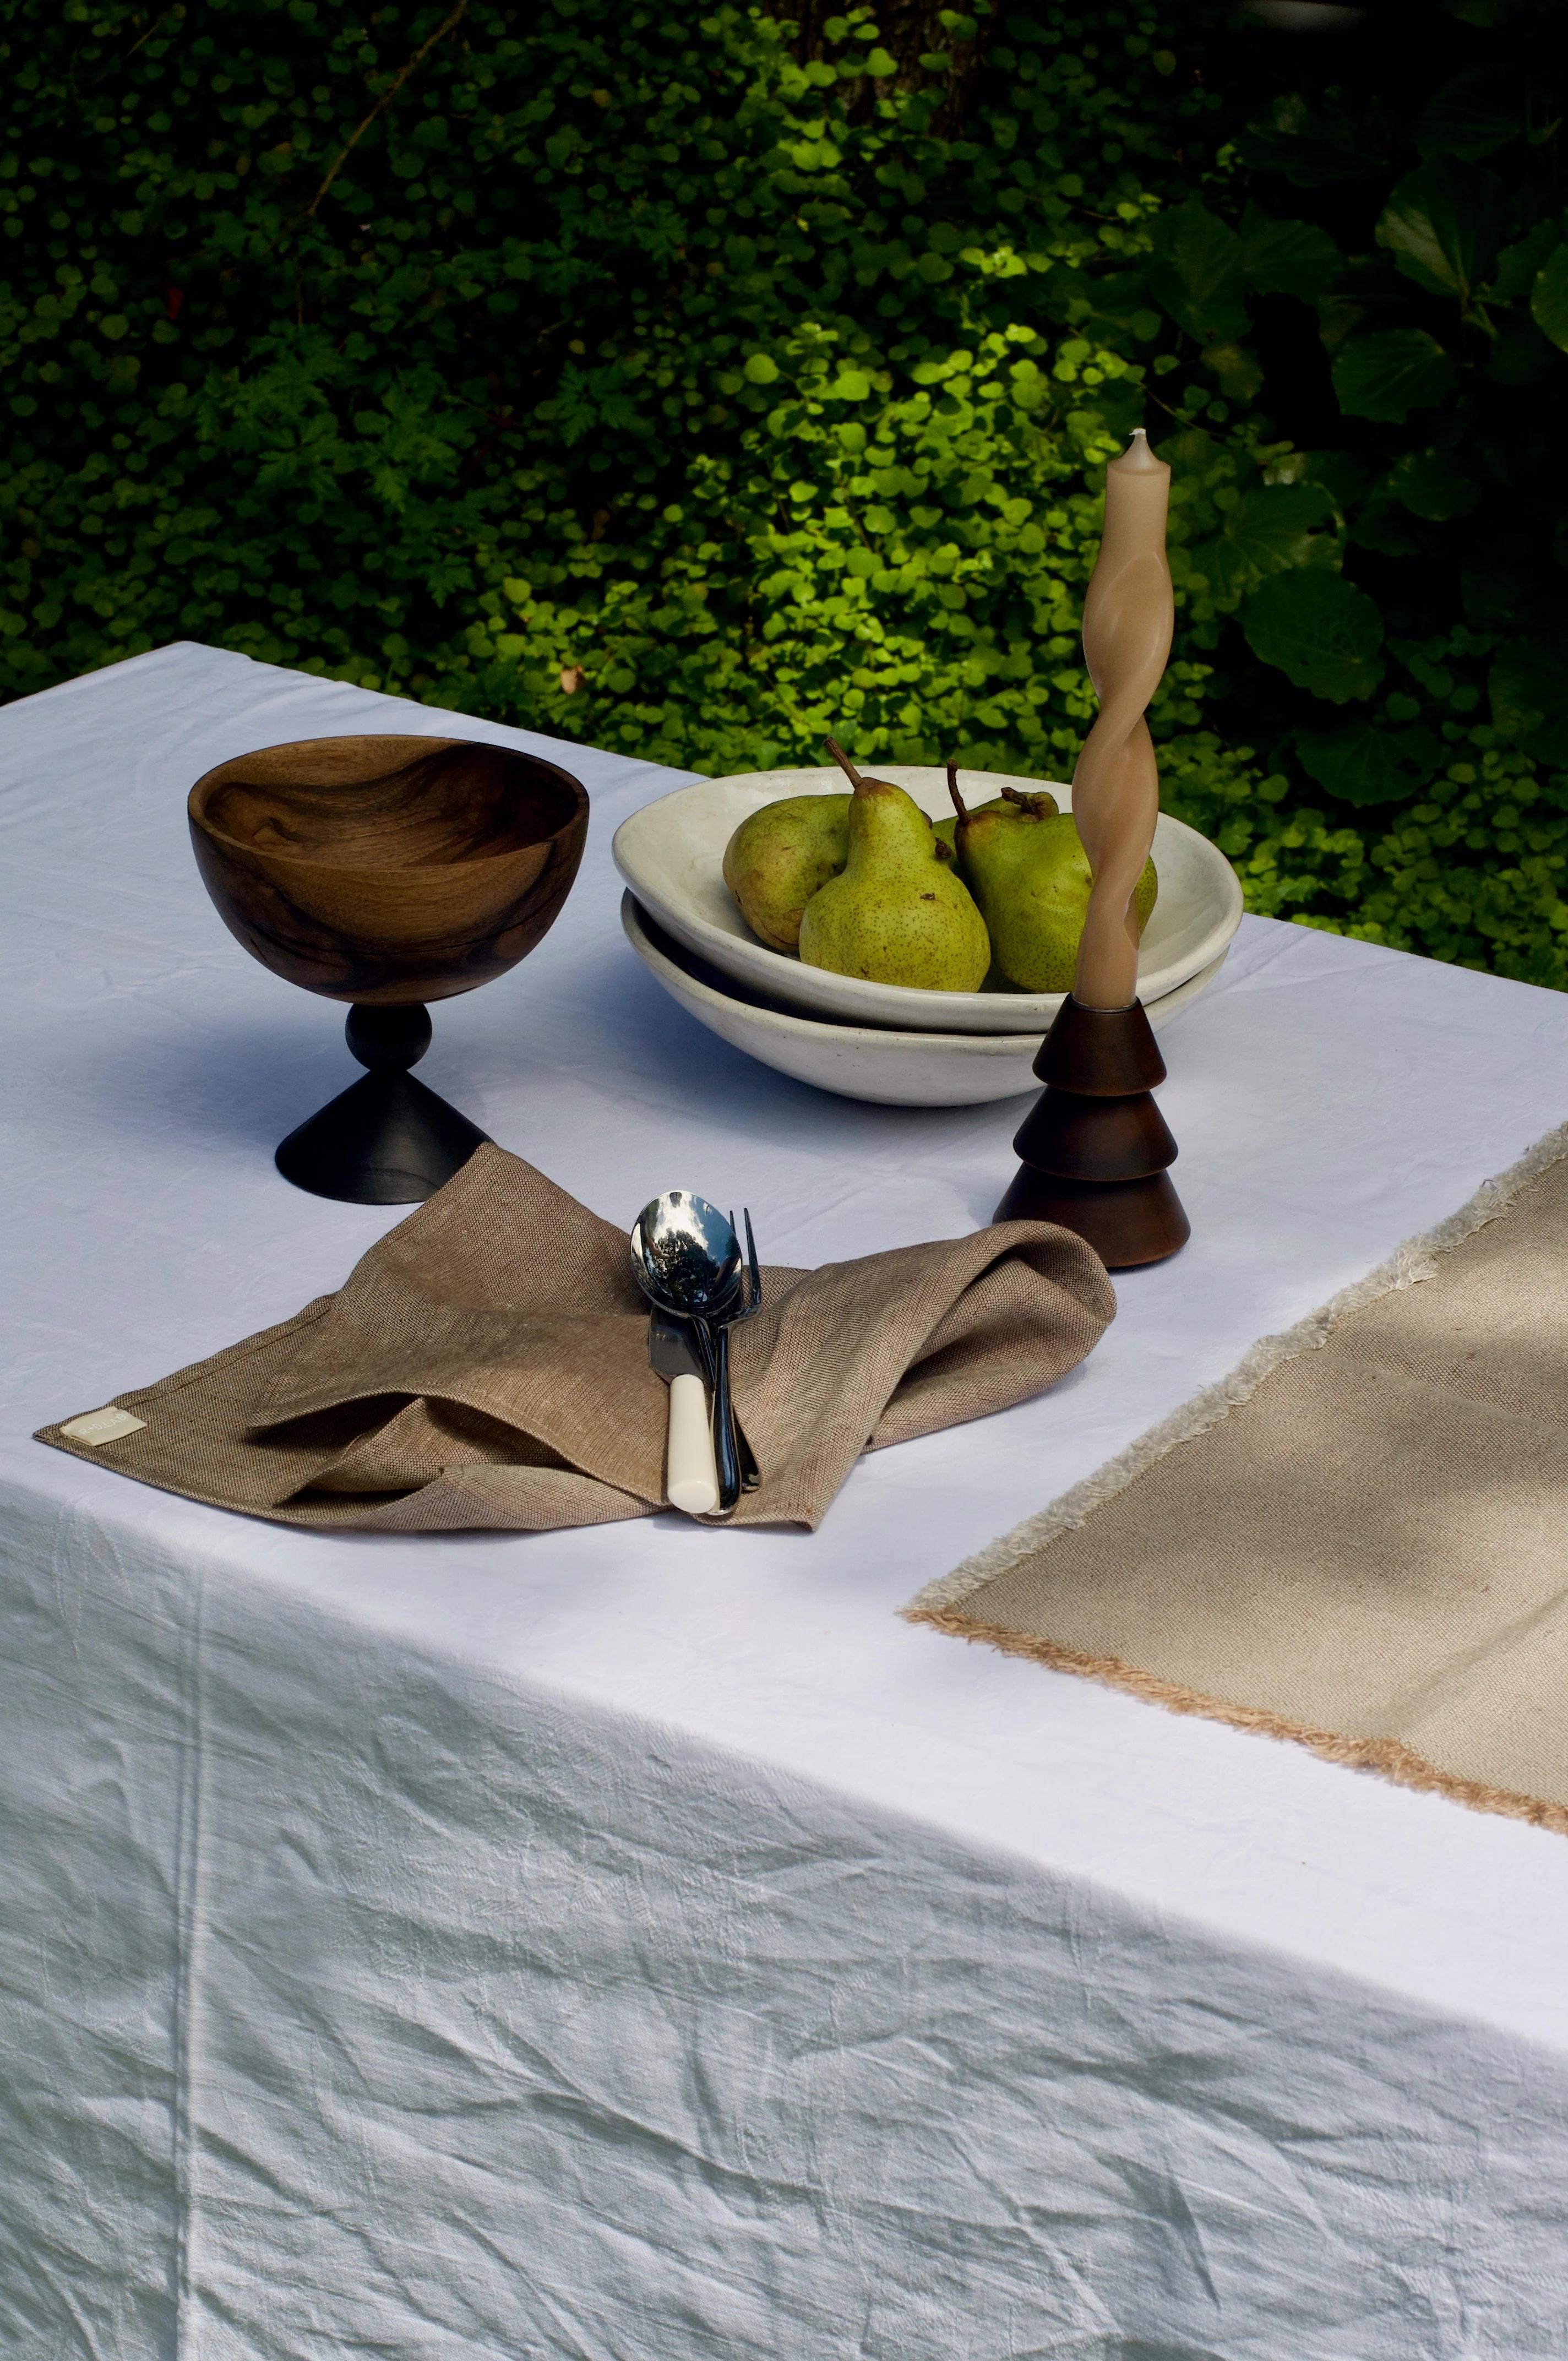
[994,997,1189,1270]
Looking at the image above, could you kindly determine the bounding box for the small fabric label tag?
[59,1405,147,1446]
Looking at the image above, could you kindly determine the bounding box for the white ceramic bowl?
[612,764,1243,1036]
[623,894,1227,1108]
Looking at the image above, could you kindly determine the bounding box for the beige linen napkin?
[36,1144,1114,1533]
[907,1128,1568,1833]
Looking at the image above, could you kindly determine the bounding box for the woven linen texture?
[910,1136,1568,1830]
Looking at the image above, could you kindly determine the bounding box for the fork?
[715,1209,762,1495]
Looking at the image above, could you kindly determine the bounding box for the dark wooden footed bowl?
[188,734,589,1204]
[188,733,589,1006]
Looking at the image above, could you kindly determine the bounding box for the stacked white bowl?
[612,766,1243,1107]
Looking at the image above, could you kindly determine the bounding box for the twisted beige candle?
[1070,428,1174,1011]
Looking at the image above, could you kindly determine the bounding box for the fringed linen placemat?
[906,1124,1568,1832]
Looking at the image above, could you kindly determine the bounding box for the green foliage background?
[2,0,1566,978]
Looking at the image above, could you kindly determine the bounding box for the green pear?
[723,793,852,951]
[798,739,991,991]
[949,775,1156,993]
[933,784,1057,851]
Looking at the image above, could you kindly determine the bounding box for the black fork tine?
[729,1209,761,1318]
[722,1208,763,1492]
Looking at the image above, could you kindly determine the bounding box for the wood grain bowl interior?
[189,734,589,1005]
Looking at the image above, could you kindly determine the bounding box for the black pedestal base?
[275,1002,489,1204]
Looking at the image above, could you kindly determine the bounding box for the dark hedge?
[3,0,1566,977]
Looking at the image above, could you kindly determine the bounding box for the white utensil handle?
[666,1372,720,1516]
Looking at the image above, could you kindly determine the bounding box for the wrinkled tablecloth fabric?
[6,644,1568,2360]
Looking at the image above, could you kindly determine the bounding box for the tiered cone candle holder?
[995,429,1190,1270]
[993,998,1190,1268]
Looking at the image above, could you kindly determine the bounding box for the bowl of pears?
[615,738,1240,1025]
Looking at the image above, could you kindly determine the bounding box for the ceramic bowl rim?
[612,764,1243,1033]
[623,893,1050,1056]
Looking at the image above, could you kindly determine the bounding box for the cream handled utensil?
[631,1192,757,1515]
[632,1195,738,1514]
[646,1308,720,1516]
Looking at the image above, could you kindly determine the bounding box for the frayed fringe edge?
[900,1611,1568,1835]
[907,1115,1568,1620]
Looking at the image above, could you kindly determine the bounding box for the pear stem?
[824,736,865,791]
[946,761,970,826]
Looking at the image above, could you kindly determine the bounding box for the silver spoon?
[631,1192,744,1511]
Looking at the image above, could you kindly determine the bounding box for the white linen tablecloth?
[5,643,1568,2360]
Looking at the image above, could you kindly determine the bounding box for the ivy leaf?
[1239,207,1341,301]
[1239,92,1386,187]
[1203,342,1264,399]
[1297,721,1426,807]
[1385,448,1479,520]
[1442,0,1532,25]
[1225,481,1335,572]
[1490,640,1568,764]
[1532,245,1568,352]
[1191,482,1333,607]
[1146,199,1248,345]
[1242,569,1385,702]
[1332,329,1456,421]
[1376,162,1502,304]
[1349,492,1427,557]
[1303,451,1372,510]
[1491,221,1559,302]
[1416,70,1520,162]
[1462,563,1523,632]
[1487,315,1555,384]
